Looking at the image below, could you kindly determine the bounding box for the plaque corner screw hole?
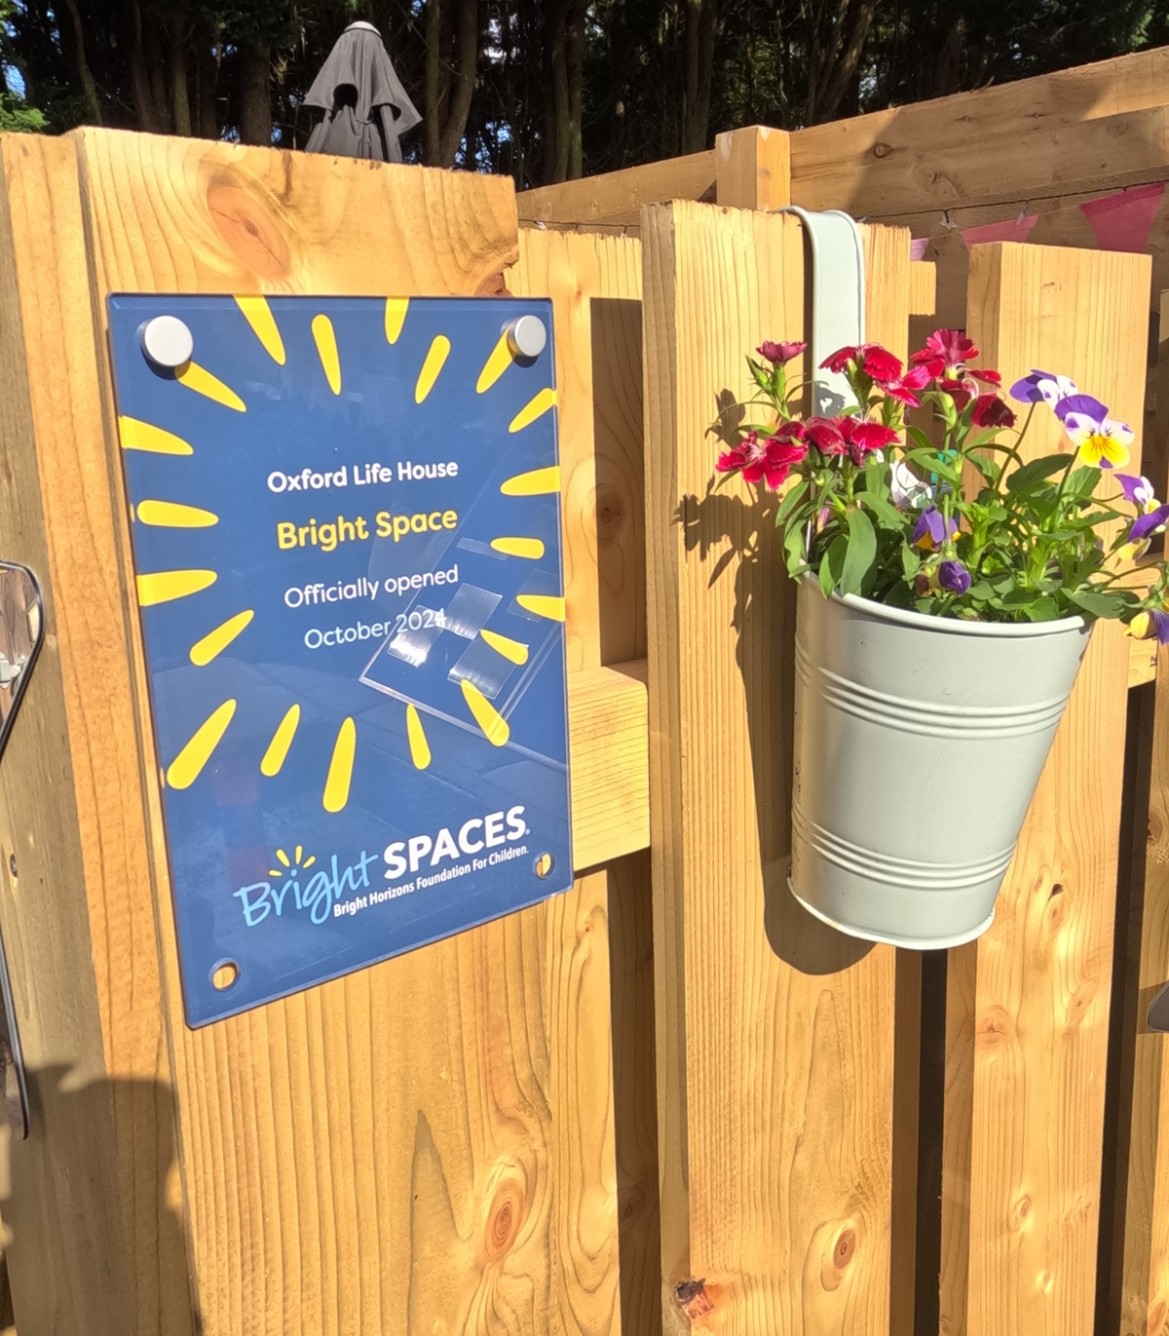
[211,960,239,991]
[534,853,553,879]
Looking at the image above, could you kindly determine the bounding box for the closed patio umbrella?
[305,20,421,163]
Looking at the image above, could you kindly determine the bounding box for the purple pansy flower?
[1059,395,1134,470]
[1009,369,1079,409]
[1128,503,1169,546]
[912,506,959,551]
[1117,473,1158,512]
[938,560,972,595]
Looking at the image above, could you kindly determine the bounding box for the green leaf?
[966,452,1001,485]
[859,491,908,529]
[1006,452,1071,493]
[839,508,877,597]
[1067,587,1127,619]
[774,478,810,530]
[783,522,807,576]
[819,536,847,597]
[900,542,921,578]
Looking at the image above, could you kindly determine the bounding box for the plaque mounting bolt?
[141,315,194,371]
[506,315,547,361]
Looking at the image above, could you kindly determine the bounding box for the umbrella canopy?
[305,21,421,163]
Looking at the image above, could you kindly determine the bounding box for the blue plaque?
[106,295,572,1026]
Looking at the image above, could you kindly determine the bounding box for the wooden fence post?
[641,200,907,1334]
[1100,287,1169,1335]
[939,241,1151,1336]
[714,127,791,211]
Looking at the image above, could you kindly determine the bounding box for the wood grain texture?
[940,242,1151,1336]
[0,132,196,1336]
[569,662,649,871]
[518,152,716,229]
[0,124,653,1335]
[790,49,1169,217]
[642,200,900,1334]
[510,229,646,669]
[714,127,791,211]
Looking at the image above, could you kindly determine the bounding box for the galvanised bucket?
[789,577,1091,949]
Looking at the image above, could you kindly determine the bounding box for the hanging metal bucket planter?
[789,576,1091,949]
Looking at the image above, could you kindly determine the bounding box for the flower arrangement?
[716,332,1168,634]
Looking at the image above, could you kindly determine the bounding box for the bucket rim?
[800,575,1089,640]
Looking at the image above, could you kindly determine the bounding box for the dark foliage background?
[1,1,1165,184]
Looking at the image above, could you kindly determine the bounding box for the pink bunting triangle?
[960,214,1038,248]
[909,237,929,261]
[1079,182,1166,253]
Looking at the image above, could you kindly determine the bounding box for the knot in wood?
[871,142,892,159]
[484,1177,524,1260]
[595,487,626,545]
[205,172,292,281]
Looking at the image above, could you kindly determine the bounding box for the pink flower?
[968,368,1001,386]
[805,416,847,455]
[716,431,755,475]
[740,432,809,490]
[939,377,973,411]
[913,328,979,371]
[821,345,863,374]
[883,364,932,406]
[839,418,898,464]
[861,345,903,383]
[757,340,806,365]
[971,394,1016,429]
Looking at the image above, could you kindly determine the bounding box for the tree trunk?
[545,0,571,183]
[438,0,478,166]
[238,35,272,146]
[564,0,585,179]
[812,0,876,123]
[60,0,102,124]
[197,27,221,140]
[424,0,443,164]
[683,0,718,153]
[169,13,192,138]
[124,1,166,132]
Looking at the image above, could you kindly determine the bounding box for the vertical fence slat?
[1103,287,1169,1336]
[940,241,1151,1336]
[642,199,900,1334]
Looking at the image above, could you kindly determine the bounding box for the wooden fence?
[0,48,1166,1336]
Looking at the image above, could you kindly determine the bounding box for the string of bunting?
[909,180,1167,260]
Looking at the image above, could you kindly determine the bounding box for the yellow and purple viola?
[1009,371,1134,470]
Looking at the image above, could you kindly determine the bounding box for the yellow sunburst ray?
[508,387,557,434]
[176,362,246,413]
[117,417,194,456]
[406,704,431,770]
[260,704,301,778]
[385,297,409,345]
[295,845,303,863]
[479,629,529,665]
[312,314,342,395]
[234,295,286,365]
[516,594,565,622]
[500,465,560,496]
[135,499,219,529]
[189,610,254,667]
[276,848,291,867]
[415,335,451,403]
[137,569,217,606]
[268,868,283,878]
[166,699,236,790]
[323,717,357,813]
[476,330,515,394]
[490,536,545,560]
[460,680,510,747]
[303,855,317,868]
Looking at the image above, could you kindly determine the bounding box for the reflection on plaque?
[107,295,571,1026]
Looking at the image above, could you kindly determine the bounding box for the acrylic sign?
[107,295,571,1026]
